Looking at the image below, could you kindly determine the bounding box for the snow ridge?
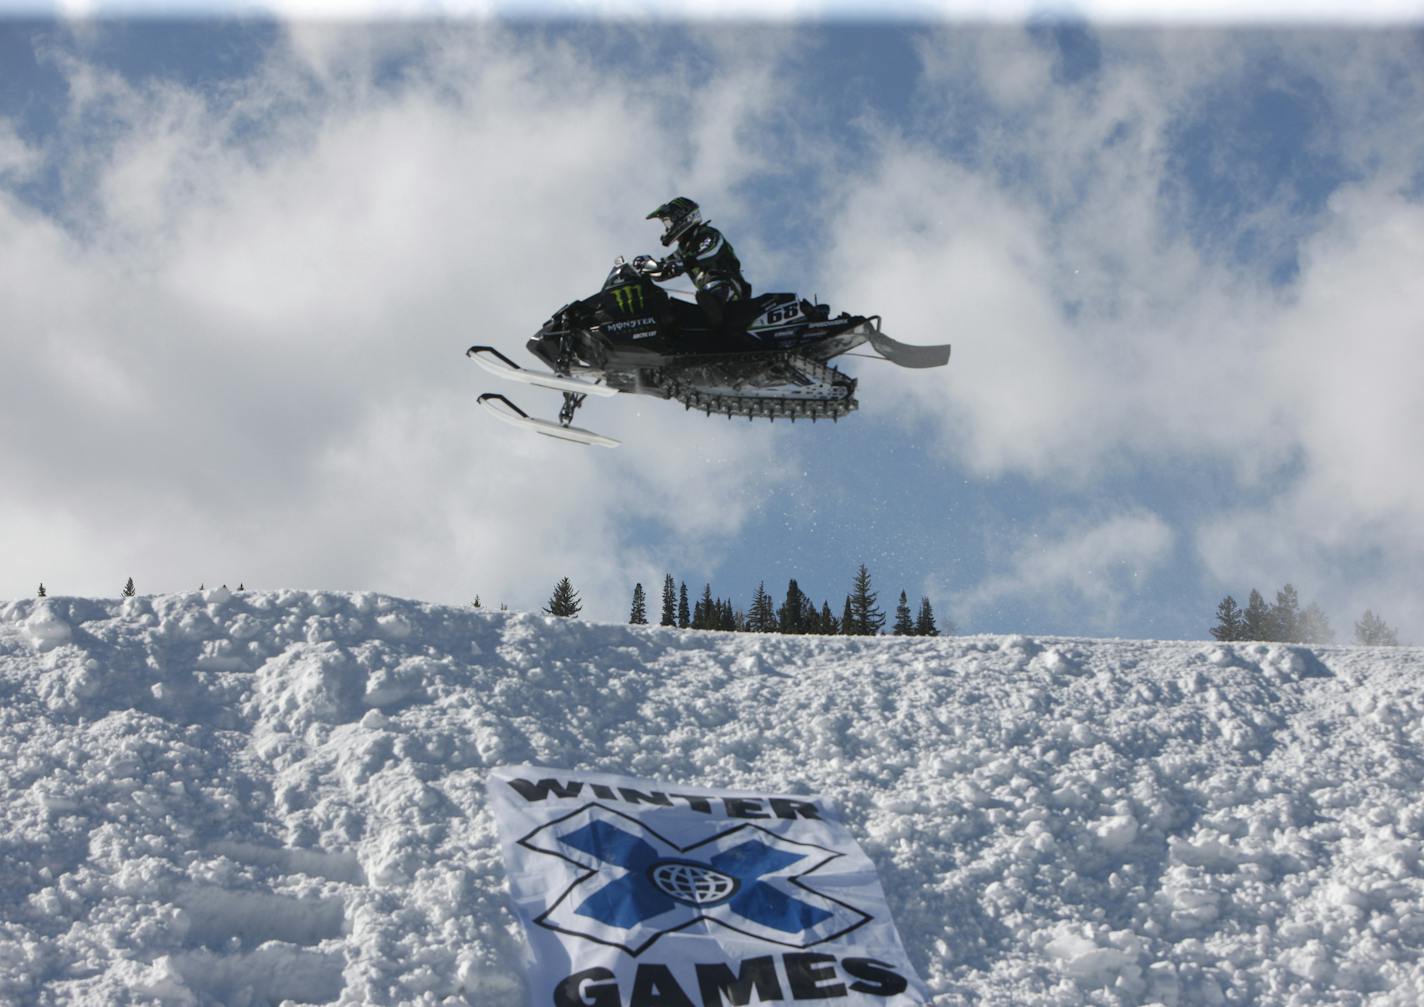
[2,591,1423,1005]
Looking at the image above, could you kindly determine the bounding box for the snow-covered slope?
[2,591,1423,1006]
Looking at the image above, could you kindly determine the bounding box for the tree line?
[1210,584,1400,646]
[33,578,248,599]
[639,564,943,635]
[550,564,947,636]
[29,574,1404,648]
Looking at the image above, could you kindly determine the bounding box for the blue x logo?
[519,805,871,956]
[561,819,833,933]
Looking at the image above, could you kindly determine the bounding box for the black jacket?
[659,223,750,299]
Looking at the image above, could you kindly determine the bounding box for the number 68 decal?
[764,303,802,325]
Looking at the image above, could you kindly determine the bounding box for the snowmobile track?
[658,352,858,422]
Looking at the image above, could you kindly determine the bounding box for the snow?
[2,591,1424,1005]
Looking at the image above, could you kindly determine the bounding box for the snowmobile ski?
[467,345,618,398]
[477,393,620,448]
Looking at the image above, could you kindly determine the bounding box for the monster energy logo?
[610,284,645,314]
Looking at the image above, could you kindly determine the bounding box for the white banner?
[488,765,933,1007]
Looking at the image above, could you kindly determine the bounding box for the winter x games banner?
[488,766,932,1007]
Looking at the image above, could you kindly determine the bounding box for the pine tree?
[778,579,806,635]
[1298,602,1334,644]
[1270,584,1302,642]
[915,597,939,637]
[237,583,245,592]
[677,582,690,629]
[660,575,676,627]
[747,582,777,633]
[848,564,885,636]
[892,591,914,635]
[37,583,46,598]
[695,584,715,630]
[820,601,838,635]
[472,595,482,609]
[1210,595,1245,641]
[761,590,779,632]
[544,577,582,618]
[1242,589,1271,640]
[840,595,854,635]
[629,583,648,625]
[1355,609,1400,646]
[747,583,768,632]
[122,577,136,598]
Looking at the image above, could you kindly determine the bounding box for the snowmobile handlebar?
[604,255,664,289]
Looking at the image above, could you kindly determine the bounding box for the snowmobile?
[469,255,951,447]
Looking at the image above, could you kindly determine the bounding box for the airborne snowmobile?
[469,256,951,447]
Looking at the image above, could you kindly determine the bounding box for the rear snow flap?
[867,329,951,369]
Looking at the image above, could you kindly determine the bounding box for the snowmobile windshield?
[603,258,639,289]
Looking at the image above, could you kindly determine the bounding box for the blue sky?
[2,11,1422,640]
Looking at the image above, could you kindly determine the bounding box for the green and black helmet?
[647,196,701,247]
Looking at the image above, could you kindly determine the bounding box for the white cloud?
[1269,187,1424,536]
[0,120,41,183]
[823,150,1117,479]
[952,510,1175,632]
[6,21,1422,639]
[0,24,801,618]
[820,27,1424,636]
[14,1,1424,21]
[1196,185,1424,639]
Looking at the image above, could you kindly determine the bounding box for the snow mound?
[2,592,1424,1005]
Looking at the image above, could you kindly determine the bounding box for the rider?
[639,197,752,336]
